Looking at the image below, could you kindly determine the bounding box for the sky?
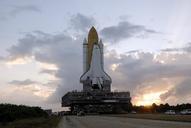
[0,0,191,111]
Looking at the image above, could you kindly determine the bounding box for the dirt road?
[57,115,191,128]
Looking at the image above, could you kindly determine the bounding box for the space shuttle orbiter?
[80,27,112,92]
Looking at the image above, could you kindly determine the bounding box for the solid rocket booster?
[83,38,88,73]
[99,39,104,69]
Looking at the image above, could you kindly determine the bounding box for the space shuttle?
[80,27,112,92]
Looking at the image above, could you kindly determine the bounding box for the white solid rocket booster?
[99,39,104,69]
[83,38,87,73]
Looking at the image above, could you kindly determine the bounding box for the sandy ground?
[57,115,191,128]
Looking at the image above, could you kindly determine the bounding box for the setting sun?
[135,92,162,106]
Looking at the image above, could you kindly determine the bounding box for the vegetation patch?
[113,114,191,122]
[0,104,48,123]
[0,117,61,128]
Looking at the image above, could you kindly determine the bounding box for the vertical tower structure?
[80,27,112,92]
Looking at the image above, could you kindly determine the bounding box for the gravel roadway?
[57,115,191,128]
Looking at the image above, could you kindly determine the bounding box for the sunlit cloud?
[10,82,55,99]
[38,62,58,70]
[134,92,164,106]
[31,85,54,99]
[6,57,32,66]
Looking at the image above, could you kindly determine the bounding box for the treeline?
[0,104,48,123]
[132,103,191,113]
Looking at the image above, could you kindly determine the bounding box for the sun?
[135,92,162,106]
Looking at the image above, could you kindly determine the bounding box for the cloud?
[0,4,41,20]
[0,56,5,60]
[160,78,191,103]
[39,69,57,75]
[159,89,175,101]
[7,31,59,59]
[69,13,96,33]
[125,50,141,54]
[162,42,191,53]
[9,79,37,86]
[105,49,191,104]
[10,5,41,16]
[176,79,191,96]
[100,21,158,42]
[1,79,55,109]
[3,13,191,109]
[109,51,191,83]
[6,29,83,103]
[161,48,180,52]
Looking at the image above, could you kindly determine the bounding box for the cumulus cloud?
[106,51,191,86]
[105,48,191,104]
[100,21,158,42]
[176,79,191,96]
[6,29,83,103]
[7,31,53,59]
[160,78,191,103]
[160,89,175,101]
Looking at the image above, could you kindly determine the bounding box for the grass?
[112,114,191,122]
[0,116,61,128]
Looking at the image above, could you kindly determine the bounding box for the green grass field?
[0,116,61,128]
[113,114,191,122]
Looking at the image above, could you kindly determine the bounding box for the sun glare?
[110,64,119,71]
[135,92,162,106]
